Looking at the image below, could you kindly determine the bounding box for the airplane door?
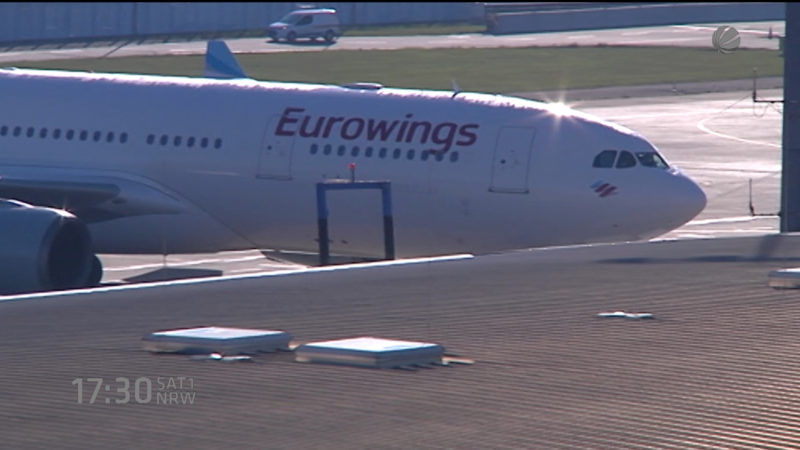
[257,115,295,180]
[490,127,535,193]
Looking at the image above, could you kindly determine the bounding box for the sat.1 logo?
[712,26,740,54]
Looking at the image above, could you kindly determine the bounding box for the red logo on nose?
[591,181,618,198]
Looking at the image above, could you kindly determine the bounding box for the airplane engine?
[0,200,98,294]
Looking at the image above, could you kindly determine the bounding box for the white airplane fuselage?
[0,68,706,258]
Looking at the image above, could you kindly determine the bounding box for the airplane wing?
[0,166,189,222]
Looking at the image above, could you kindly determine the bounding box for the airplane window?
[379,147,388,158]
[200,137,208,148]
[616,150,637,168]
[146,134,154,145]
[79,130,88,141]
[365,147,374,157]
[93,131,101,142]
[310,144,318,155]
[106,132,114,142]
[66,130,74,140]
[450,152,459,162]
[593,150,617,168]
[39,128,47,138]
[337,145,346,156]
[323,144,332,155]
[26,127,34,138]
[160,135,168,146]
[407,149,415,160]
[120,133,128,144]
[187,137,195,148]
[351,146,360,157]
[13,126,21,137]
[421,150,430,161]
[0,126,6,136]
[174,136,182,147]
[435,152,444,162]
[393,148,401,159]
[635,152,669,169]
[214,138,222,149]
[53,129,61,139]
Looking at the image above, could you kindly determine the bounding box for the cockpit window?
[592,150,617,168]
[635,151,669,169]
[616,150,636,168]
[593,149,669,169]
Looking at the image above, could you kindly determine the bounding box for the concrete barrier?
[490,2,785,35]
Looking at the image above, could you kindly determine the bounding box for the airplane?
[0,41,706,294]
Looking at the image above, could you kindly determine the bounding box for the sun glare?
[549,101,573,116]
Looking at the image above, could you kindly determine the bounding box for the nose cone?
[629,170,706,241]
[663,171,707,230]
[680,173,706,222]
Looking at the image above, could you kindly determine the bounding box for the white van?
[268,8,341,44]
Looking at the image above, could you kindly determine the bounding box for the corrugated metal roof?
[4,235,800,449]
